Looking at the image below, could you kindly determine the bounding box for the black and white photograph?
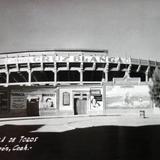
[0,0,160,159]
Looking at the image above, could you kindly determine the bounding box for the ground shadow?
[0,124,160,160]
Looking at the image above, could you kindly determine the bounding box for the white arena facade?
[0,49,157,117]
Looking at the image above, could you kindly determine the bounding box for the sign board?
[90,89,101,95]
[0,54,131,64]
[11,92,26,109]
[63,92,70,106]
[113,77,141,85]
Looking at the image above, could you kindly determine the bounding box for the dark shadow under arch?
[57,71,80,81]
[9,72,28,83]
[83,71,104,81]
[31,71,54,82]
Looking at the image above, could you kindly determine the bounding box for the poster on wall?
[105,85,151,108]
[11,92,26,109]
[42,94,56,110]
[90,89,103,110]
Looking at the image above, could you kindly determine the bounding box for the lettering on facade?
[108,57,130,64]
[73,55,82,62]
[3,53,131,64]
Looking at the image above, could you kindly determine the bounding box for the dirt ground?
[0,114,160,160]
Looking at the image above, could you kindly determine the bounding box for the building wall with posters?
[9,87,59,117]
[0,49,158,117]
[0,85,103,117]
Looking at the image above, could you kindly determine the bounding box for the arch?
[83,71,105,81]
[130,71,145,82]
[57,71,80,81]
[130,65,148,82]
[31,71,54,82]
[0,73,6,83]
[148,66,156,79]
[9,71,28,83]
[108,71,125,81]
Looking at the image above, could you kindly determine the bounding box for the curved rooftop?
[0,49,157,86]
[0,49,158,66]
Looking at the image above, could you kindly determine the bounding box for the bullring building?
[0,49,157,117]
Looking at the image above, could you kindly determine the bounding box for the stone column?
[136,65,141,72]
[54,62,57,85]
[28,70,31,86]
[5,63,9,86]
[105,63,109,82]
[28,62,31,86]
[145,66,150,82]
[145,72,149,82]
[127,64,131,77]
[80,63,83,85]
[6,70,9,86]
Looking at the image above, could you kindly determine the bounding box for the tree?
[149,67,160,107]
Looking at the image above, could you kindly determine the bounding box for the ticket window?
[73,93,88,115]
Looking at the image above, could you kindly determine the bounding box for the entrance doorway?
[27,98,39,116]
[73,92,88,115]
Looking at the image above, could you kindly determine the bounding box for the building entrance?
[27,98,39,116]
[73,92,88,115]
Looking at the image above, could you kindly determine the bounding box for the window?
[63,92,70,105]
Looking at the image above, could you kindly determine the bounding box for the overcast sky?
[0,0,160,60]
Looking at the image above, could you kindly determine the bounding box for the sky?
[0,0,160,60]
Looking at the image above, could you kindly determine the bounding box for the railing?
[0,81,103,87]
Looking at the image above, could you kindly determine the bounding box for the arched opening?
[130,65,147,82]
[130,72,145,81]
[148,67,155,80]
[0,73,6,83]
[108,71,125,81]
[57,71,80,81]
[108,63,129,81]
[83,71,104,81]
[9,72,28,83]
[31,71,54,82]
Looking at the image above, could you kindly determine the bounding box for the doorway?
[27,98,39,116]
[73,92,88,115]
